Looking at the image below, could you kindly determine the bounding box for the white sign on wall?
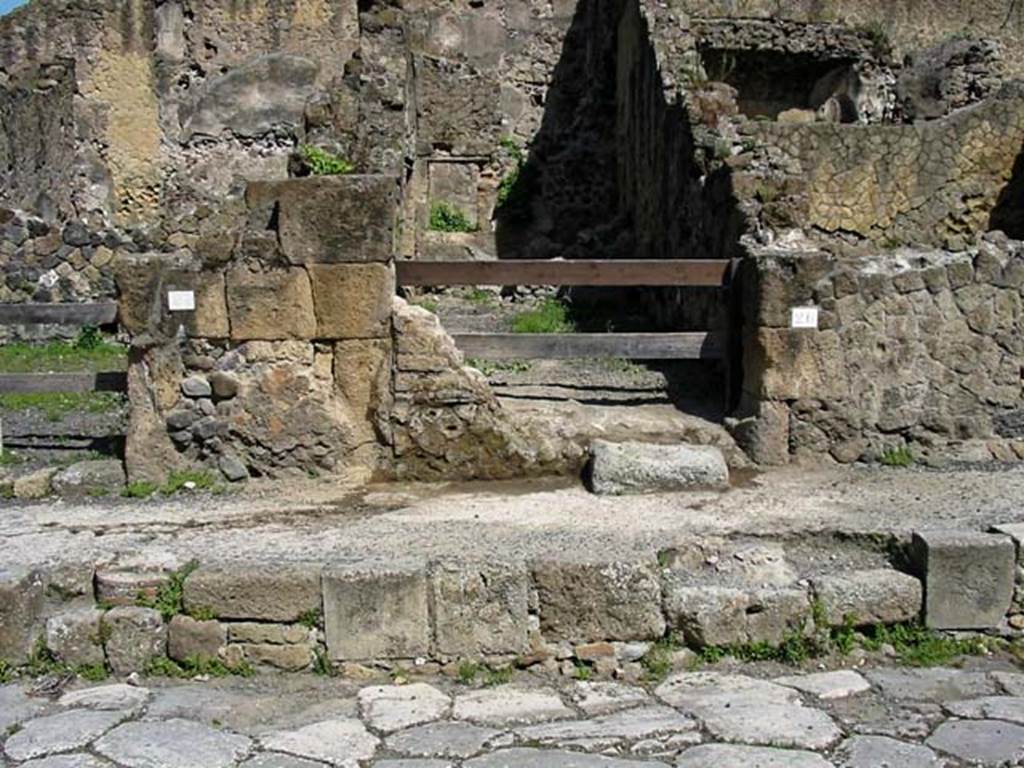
[790,306,819,330]
[167,290,196,312]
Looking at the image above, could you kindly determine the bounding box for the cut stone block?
[911,530,1014,629]
[183,565,321,622]
[533,559,665,643]
[0,567,46,663]
[167,615,225,662]
[813,569,923,626]
[102,606,167,675]
[587,440,729,495]
[323,562,430,660]
[51,459,126,499]
[308,263,394,339]
[226,265,317,341]
[95,569,171,607]
[430,560,529,657]
[663,581,810,647]
[45,607,105,667]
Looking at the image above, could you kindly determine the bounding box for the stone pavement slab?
[452,687,574,726]
[0,684,48,732]
[58,683,151,711]
[865,668,997,701]
[260,719,378,767]
[832,735,943,768]
[93,718,253,768]
[386,722,505,759]
[515,705,697,745]
[773,670,870,700]
[18,757,114,768]
[464,748,669,767]
[926,719,1024,765]
[241,755,329,768]
[358,684,450,733]
[3,709,126,762]
[570,681,650,715]
[675,744,831,767]
[699,703,843,751]
[944,695,1024,724]
[655,672,800,711]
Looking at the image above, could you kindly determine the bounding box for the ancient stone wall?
[734,235,1024,465]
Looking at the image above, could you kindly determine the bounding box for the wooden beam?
[450,332,725,360]
[396,260,731,287]
[0,372,128,394]
[0,302,118,326]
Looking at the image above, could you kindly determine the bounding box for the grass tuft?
[298,144,354,176]
[510,298,575,334]
[880,447,914,468]
[429,202,475,233]
[0,392,123,421]
[136,560,199,620]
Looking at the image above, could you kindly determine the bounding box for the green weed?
[0,392,123,421]
[298,608,322,630]
[298,144,355,176]
[429,202,476,233]
[573,662,593,681]
[880,447,914,468]
[313,648,334,677]
[122,481,159,499]
[0,338,126,373]
[510,298,575,334]
[0,449,24,466]
[464,288,495,305]
[414,298,440,314]
[75,662,109,682]
[161,470,217,495]
[861,622,989,667]
[136,560,198,620]
[483,666,513,687]
[0,659,12,684]
[145,654,254,679]
[466,359,531,376]
[187,605,216,622]
[642,635,683,682]
[457,661,481,685]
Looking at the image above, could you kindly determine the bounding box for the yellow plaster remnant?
[82,48,162,224]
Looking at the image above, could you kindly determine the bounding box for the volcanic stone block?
[323,562,430,661]
[0,568,46,663]
[271,176,399,264]
[813,569,923,627]
[430,560,530,656]
[167,615,225,662]
[45,607,106,667]
[308,263,394,339]
[664,582,811,647]
[587,440,729,495]
[533,559,666,643]
[226,265,317,341]
[183,565,322,622]
[911,530,1015,629]
[103,606,167,675]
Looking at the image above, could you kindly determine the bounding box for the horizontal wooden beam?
[396,260,731,287]
[0,302,118,326]
[451,332,725,360]
[0,372,128,394]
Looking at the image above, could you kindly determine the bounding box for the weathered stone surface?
[44,607,105,666]
[663,582,809,647]
[261,718,379,766]
[167,615,225,662]
[95,569,170,607]
[430,560,529,657]
[51,460,125,498]
[833,735,943,768]
[240,755,329,768]
[13,467,57,499]
[16,755,115,768]
[655,673,800,712]
[911,530,1015,629]
[865,668,997,702]
[102,606,167,675]
[516,705,697,745]
[227,623,311,645]
[375,761,452,768]
[226,265,317,341]
[58,684,151,712]
[773,670,870,700]
[570,682,650,716]
[183,565,321,622]
[533,559,665,643]
[95,718,252,768]
[237,643,313,671]
[270,176,399,264]
[323,563,429,661]
[0,568,46,663]
[926,719,1024,765]
[945,696,1024,724]
[0,684,48,731]
[994,671,1024,696]
[676,744,830,768]
[701,703,842,750]
[386,722,503,759]
[3,709,126,761]
[308,263,394,339]
[181,375,212,398]
[453,687,573,726]
[464,749,666,767]
[182,54,319,141]
[813,569,923,626]
[358,684,450,734]
[587,440,729,495]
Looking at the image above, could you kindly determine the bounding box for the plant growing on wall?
[429,202,476,233]
[298,145,355,176]
[494,137,535,224]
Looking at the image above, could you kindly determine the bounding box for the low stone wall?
[735,237,1024,465]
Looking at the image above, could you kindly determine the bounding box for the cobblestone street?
[5,659,1024,767]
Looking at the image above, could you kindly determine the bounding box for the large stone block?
[308,263,394,339]
[430,560,530,657]
[533,559,666,643]
[102,606,167,675]
[167,615,226,662]
[911,530,1015,629]
[0,568,46,663]
[323,562,430,661]
[183,565,322,622]
[664,581,811,647]
[226,265,317,341]
[334,338,393,443]
[743,328,848,401]
[45,607,106,667]
[587,440,729,495]
[268,176,399,264]
[813,569,922,627]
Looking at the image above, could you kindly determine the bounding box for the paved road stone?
[373,761,452,768]
[655,672,800,711]
[945,695,1024,724]
[993,670,1024,696]
[58,684,151,711]
[833,735,943,767]
[453,687,574,726]
[261,718,379,767]
[18,757,114,768]
[358,684,450,733]
[675,744,831,767]
[570,681,649,715]
[926,719,1024,765]
[866,668,996,701]
[386,722,505,758]
[515,705,697,746]
[463,748,668,766]
[240,754,329,768]
[774,670,870,700]
[3,709,126,762]
[700,703,843,751]
[0,684,48,732]
[94,718,252,768]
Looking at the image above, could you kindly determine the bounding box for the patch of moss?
[0,338,127,373]
[298,144,355,176]
[510,298,575,334]
[429,202,476,233]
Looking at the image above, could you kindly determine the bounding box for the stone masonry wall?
[734,236,1024,465]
